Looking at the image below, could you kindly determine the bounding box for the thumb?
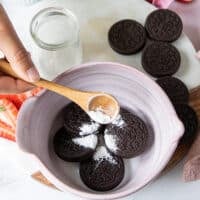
[0,5,40,82]
[6,49,40,83]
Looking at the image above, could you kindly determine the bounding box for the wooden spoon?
[0,59,119,124]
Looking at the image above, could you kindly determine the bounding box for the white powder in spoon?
[72,134,97,149]
[79,122,100,136]
[88,108,111,124]
[93,146,117,165]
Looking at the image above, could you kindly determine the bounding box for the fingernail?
[26,67,40,82]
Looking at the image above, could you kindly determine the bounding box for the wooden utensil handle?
[0,59,96,110]
[0,58,76,91]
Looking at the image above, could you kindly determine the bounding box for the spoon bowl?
[88,93,120,124]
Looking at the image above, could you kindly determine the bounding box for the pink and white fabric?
[151,0,175,8]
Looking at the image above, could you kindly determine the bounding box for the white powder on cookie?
[93,146,117,165]
[79,122,100,136]
[104,130,118,153]
[72,135,97,149]
[112,114,125,128]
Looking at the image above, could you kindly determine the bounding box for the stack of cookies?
[108,9,198,148]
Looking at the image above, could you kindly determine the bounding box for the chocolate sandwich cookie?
[142,42,181,77]
[108,19,146,54]
[156,77,189,104]
[53,127,98,162]
[63,103,100,137]
[80,146,124,191]
[104,108,149,158]
[175,104,198,144]
[145,9,183,42]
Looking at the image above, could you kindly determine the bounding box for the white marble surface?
[1,0,200,200]
[2,0,200,87]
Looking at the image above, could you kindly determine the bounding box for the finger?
[0,5,40,82]
[0,76,34,94]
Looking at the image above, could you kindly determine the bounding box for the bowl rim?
[16,61,184,200]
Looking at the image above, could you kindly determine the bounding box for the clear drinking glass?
[30,7,82,80]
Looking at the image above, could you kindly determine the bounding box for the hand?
[0,5,40,94]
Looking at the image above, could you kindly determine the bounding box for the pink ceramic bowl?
[16,62,184,200]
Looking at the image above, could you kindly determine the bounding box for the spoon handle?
[0,59,97,110]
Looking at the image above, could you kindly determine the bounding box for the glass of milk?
[30,7,82,80]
